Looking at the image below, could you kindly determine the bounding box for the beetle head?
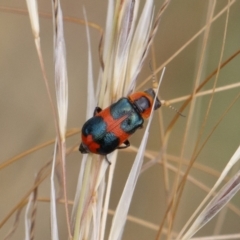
[144,88,161,110]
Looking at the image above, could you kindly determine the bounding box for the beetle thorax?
[133,97,150,114]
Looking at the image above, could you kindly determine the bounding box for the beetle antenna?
[162,100,185,117]
[169,105,185,117]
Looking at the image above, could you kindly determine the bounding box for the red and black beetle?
[79,88,161,163]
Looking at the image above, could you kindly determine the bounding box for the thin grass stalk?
[150,55,165,146]
[213,160,240,234]
[29,183,38,240]
[25,1,70,237]
[72,7,101,239]
[0,129,84,171]
[24,195,32,240]
[84,209,92,239]
[159,144,171,229]
[24,193,33,240]
[83,7,96,119]
[71,155,87,227]
[202,0,230,119]
[25,0,61,140]
[50,140,59,240]
[93,176,105,240]
[0,5,104,35]
[100,151,117,240]
[102,0,114,63]
[73,156,92,240]
[191,233,240,240]
[29,158,56,240]
[149,52,168,214]
[168,82,240,105]
[141,151,213,175]
[213,192,229,236]
[82,160,103,238]
[106,208,179,237]
[3,207,23,240]
[79,159,103,239]
[51,0,70,238]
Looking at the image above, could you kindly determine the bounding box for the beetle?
[79,88,161,163]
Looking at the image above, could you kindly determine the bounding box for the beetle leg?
[93,107,102,116]
[117,140,130,149]
[79,143,89,153]
[105,155,111,165]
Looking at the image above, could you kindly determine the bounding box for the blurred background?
[1,0,240,239]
